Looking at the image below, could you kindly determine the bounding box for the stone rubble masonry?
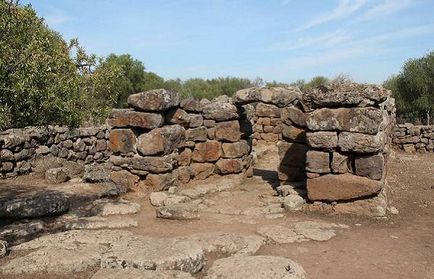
[234,86,302,146]
[0,126,111,179]
[278,82,396,203]
[392,123,434,153]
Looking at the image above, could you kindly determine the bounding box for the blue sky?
[24,0,434,84]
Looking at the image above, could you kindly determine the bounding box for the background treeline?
[1,1,433,130]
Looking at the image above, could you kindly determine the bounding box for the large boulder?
[234,87,302,107]
[303,83,391,109]
[306,150,330,173]
[127,89,180,111]
[137,125,185,156]
[307,173,382,201]
[306,107,383,135]
[107,109,164,129]
[0,192,69,219]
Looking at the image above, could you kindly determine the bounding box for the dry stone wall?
[234,87,303,146]
[392,124,434,152]
[0,126,110,179]
[107,89,253,191]
[275,83,396,203]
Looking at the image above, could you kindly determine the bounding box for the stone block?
[234,86,301,107]
[137,125,185,156]
[128,89,179,111]
[192,141,222,162]
[307,173,382,202]
[306,151,330,173]
[255,103,281,118]
[331,152,349,173]
[306,108,383,135]
[354,154,384,180]
[215,121,241,142]
[107,109,164,129]
[180,97,203,112]
[202,102,238,121]
[222,141,250,158]
[190,163,215,180]
[277,141,309,168]
[338,132,385,153]
[166,108,190,126]
[186,127,207,142]
[215,158,244,174]
[281,125,306,143]
[306,131,338,149]
[281,106,306,127]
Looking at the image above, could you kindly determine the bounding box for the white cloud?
[356,0,413,22]
[293,0,367,32]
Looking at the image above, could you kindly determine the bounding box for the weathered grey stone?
[62,216,138,230]
[281,106,306,127]
[111,155,177,173]
[306,150,330,173]
[149,192,169,207]
[45,168,69,183]
[0,220,44,242]
[0,192,69,218]
[306,131,338,149]
[222,141,250,158]
[188,114,203,128]
[83,164,111,183]
[257,225,305,244]
[107,109,164,129]
[186,126,207,142]
[282,195,305,211]
[303,83,390,108]
[306,108,383,135]
[0,149,14,161]
[338,132,385,153]
[202,102,238,121]
[205,255,306,279]
[307,173,382,201]
[180,98,202,112]
[102,236,204,273]
[156,203,200,220]
[177,232,265,256]
[255,103,281,118]
[215,120,241,142]
[137,125,185,156]
[128,89,180,111]
[234,86,302,107]
[354,153,384,180]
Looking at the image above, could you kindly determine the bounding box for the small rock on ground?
[205,255,306,279]
[282,195,305,211]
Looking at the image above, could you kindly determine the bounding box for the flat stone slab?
[156,203,200,220]
[205,255,306,279]
[92,198,141,216]
[176,232,265,256]
[92,268,195,279]
[60,215,138,230]
[257,221,349,243]
[1,244,107,274]
[0,191,69,218]
[101,236,204,273]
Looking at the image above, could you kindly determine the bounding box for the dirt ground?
[0,147,433,279]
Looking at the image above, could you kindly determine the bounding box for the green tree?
[384,51,434,124]
[305,76,329,89]
[0,0,122,129]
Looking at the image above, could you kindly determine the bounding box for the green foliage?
[304,76,329,89]
[384,51,434,124]
[0,0,123,129]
